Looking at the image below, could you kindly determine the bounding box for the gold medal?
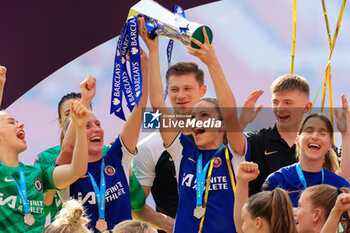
[24,213,35,226]
[193,206,205,219]
[95,218,108,232]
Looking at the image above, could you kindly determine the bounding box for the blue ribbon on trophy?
[162,5,189,100]
[111,24,126,120]
[162,4,187,100]
[164,39,174,100]
[111,16,143,120]
[127,16,143,106]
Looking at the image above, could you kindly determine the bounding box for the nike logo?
[4,177,14,182]
[264,150,278,155]
[287,190,299,194]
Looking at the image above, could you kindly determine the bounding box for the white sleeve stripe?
[120,137,134,186]
[229,135,247,175]
[164,132,181,149]
[120,135,138,156]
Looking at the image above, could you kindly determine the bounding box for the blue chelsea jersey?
[68,136,132,233]
[265,163,350,207]
[167,133,238,233]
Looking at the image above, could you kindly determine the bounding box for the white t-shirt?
[132,132,165,187]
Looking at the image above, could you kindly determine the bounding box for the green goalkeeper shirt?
[0,161,55,233]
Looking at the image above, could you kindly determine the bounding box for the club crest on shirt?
[213,157,222,168]
[104,165,116,176]
[34,178,43,192]
[261,180,270,191]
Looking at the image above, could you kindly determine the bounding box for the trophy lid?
[191,26,213,49]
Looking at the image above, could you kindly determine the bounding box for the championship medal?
[24,213,35,226]
[95,218,108,232]
[88,159,108,233]
[193,206,205,219]
[13,166,35,227]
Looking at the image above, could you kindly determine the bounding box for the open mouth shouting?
[16,130,26,142]
[307,143,320,152]
[194,128,205,137]
[90,136,101,144]
[277,113,290,121]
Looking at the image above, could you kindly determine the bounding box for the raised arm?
[56,76,96,165]
[53,100,90,189]
[0,66,7,108]
[320,193,350,233]
[120,44,148,153]
[336,94,350,181]
[239,90,264,131]
[234,162,260,233]
[138,17,179,147]
[187,28,246,155]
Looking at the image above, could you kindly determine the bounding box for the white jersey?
[132,132,165,187]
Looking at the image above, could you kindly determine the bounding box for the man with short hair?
[165,62,207,112]
[234,74,312,195]
[132,62,207,232]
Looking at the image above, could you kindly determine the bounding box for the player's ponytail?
[304,184,350,232]
[270,188,297,233]
[245,188,297,233]
[43,199,91,233]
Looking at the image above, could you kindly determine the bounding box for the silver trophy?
[127,0,213,47]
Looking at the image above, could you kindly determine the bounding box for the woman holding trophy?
[139,16,244,233]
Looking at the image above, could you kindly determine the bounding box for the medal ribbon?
[225,146,236,195]
[296,163,324,189]
[198,147,236,233]
[111,16,143,120]
[88,158,106,219]
[196,144,225,208]
[12,166,31,215]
